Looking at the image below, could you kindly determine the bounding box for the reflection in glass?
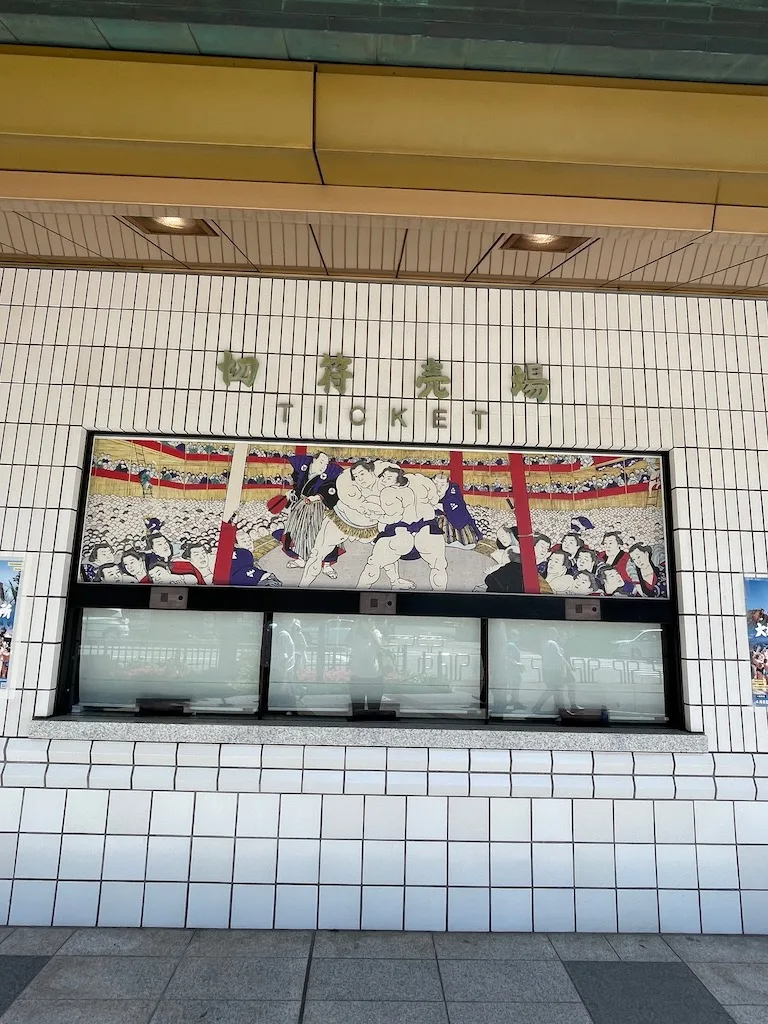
[77,609,263,713]
[488,620,666,723]
[268,613,482,719]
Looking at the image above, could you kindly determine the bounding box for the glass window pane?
[488,620,666,724]
[76,609,263,714]
[268,613,482,719]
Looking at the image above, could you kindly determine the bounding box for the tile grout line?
[297,930,316,1024]
[430,930,450,1020]
[145,928,196,1023]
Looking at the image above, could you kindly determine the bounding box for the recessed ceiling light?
[501,233,590,253]
[124,216,217,237]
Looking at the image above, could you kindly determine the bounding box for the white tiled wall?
[1,740,767,932]
[1,268,767,931]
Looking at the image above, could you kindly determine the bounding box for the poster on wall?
[0,555,23,696]
[745,577,768,706]
[78,436,669,600]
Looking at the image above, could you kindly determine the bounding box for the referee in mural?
[272,451,344,579]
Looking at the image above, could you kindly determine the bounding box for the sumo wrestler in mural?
[299,459,386,588]
[357,466,448,591]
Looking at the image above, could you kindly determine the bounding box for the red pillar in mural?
[507,453,540,594]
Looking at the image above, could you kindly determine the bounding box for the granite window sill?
[29,717,708,752]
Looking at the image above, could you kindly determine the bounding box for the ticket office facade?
[0,269,766,934]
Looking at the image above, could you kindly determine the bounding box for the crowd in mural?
[80,440,668,599]
[526,464,658,495]
[91,452,296,490]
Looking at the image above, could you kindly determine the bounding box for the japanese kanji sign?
[318,354,353,395]
[415,359,451,399]
[217,352,259,389]
[512,364,550,402]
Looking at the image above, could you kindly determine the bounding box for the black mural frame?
[53,431,684,730]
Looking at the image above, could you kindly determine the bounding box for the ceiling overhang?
[2,188,768,297]
[4,50,768,294]
[3,50,768,208]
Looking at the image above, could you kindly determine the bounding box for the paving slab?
[548,934,619,962]
[58,929,193,958]
[303,1002,449,1024]
[0,929,73,956]
[605,935,680,962]
[1,929,767,1024]
[0,998,157,1024]
[307,958,444,1002]
[446,1003,594,1024]
[666,936,768,964]
[0,957,49,1018]
[689,963,768,1006]
[313,932,435,960]
[149,1000,301,1023]
[724,1009,768,1024]
[438,960,580,1002]
[434,934,557,961]
[185,930,312,959]
[566,961,736,1024]
[163,957,307,1001]
[23,955,179,1000]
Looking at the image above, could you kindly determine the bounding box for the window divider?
[480,616,490,724]
[257,611,274,718]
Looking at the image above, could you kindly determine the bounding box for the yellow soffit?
[3,51,768,206]
[0,171,717,231]
[1,51,319,184]
[315,69,768,204]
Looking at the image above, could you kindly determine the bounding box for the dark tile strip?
[564,961,737,1024]
[0,957,50,1017]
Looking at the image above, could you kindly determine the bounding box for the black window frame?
[53,432,683,731]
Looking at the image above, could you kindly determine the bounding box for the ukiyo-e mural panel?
[0,555,22,696]
[745,577,768,706]
[79,436,670,600]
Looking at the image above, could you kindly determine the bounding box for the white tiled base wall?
[2,268,768,931]
[1,740,767,932]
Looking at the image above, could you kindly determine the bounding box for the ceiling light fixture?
[501,233,590,253]
[124,216,217,237]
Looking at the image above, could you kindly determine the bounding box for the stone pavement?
[1,928,768,1023]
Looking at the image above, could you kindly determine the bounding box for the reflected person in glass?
[491,624,525,713]
[272,621,297,681]
[530,627,578,716]
[347,618,388,716]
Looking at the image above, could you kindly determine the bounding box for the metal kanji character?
[511,364,527,398]
[512,363,549,403]
[218,351,259,388]
[416,358,450,399]
[318,354,353,395]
